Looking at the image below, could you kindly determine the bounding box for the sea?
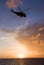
[0,58,44,65]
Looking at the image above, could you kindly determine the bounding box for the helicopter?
[11,7,31,18]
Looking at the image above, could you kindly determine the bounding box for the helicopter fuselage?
[11,10,26,17]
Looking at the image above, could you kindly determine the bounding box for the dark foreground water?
[0,58,44,65]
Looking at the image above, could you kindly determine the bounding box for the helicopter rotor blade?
[18,7,22,12]
[26,12,31,18]
[23,8,31,12]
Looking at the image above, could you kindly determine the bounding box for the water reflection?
[0,58,43,65]
[15,59,24,65]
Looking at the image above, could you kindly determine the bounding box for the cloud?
[6,0,23,8]
[0,19,44,44]
[15,20,44,45]
[15,21,44,57]
[0,20,44,57]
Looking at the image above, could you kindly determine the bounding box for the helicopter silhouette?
[11,7,31,18]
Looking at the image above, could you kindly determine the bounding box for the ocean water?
[0,58,44,65]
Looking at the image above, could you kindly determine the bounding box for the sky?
[0,0,44,58]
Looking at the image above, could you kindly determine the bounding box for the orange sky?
[0,29,44,58]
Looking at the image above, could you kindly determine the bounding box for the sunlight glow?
[18,54,25,58]
[14,42,28,58]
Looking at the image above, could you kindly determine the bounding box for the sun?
[10,40,28,58]
[18,54,25,58]
[15,43,27,58]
